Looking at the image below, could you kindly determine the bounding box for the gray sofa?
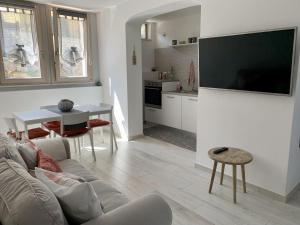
[0,137,172,225]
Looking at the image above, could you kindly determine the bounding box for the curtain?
[58,16,86,77]
[0,8,41,79]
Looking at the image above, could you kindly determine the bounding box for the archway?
[125,0,201,139]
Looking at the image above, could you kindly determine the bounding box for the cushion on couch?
[35,167,84,187]
[37,150,62,172]
[0,158,67,225]
[90,180,129,213]
[5,143,28,170]
[57,159,98,182]
[17,141,39,170]
[36,168,103,224]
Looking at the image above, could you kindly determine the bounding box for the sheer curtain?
[58,16,86,78]
[1,8,41,79]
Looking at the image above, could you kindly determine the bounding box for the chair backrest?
[61,111,90,133]
[3,117,20,139]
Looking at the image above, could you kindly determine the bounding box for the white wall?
[153,6,201,48]
[0,86,102,133]
[142,23,157,73]
[98,0,300,196]
[286,55,300,194]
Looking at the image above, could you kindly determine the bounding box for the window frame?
[0,2,50,85]
[0,0,95,87]
[141,23,152,40]
[51,7,93,83]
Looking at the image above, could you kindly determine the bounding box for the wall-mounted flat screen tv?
[199,28,296,95]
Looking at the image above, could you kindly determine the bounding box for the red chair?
[4,117,50,141]
[88,118,118,150]
[40,106,61,137]
[52,112,96,161]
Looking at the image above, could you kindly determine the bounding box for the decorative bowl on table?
[58,99,74,112]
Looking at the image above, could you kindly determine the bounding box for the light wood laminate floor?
[72,133,300,225]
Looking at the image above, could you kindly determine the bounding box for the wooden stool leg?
[209,161,218,193]
[220,163,225,185]
[241,164,246,193]
[232,165,237,203]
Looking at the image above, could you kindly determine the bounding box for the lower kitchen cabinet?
[145,106,162,124]
[145,93,198,133]
[162,94,182,129]
[181,96,198,133]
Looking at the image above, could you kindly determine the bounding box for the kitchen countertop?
[162,90,198,97]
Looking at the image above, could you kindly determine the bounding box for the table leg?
[24,124,29,140]
[109,111,113,153]
[220,163,225,185]
[209,161,218,193]
[233,165,237,203]
[241,164,247,193]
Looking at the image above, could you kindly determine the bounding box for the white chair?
[52,112,96,161]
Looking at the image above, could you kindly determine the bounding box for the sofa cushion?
[36,168,102,224]
[0,158,66,225]
[58,159,98,182]
[0,134,8,158]
[5,142,28,170]
[17,141,39,170]
[90,180,129,213]
[35,167,84,187]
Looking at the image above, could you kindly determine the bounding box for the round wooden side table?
[208,147,253,203]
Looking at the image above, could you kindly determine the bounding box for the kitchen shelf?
[170,43,198,48]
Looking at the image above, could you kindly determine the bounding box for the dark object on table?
[213,147,228,154]
[192,37,198,43]
[58,99,74,112]
[188,37,193,43]
[172,40,177,45]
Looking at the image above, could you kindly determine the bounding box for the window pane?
[0,8,41,79]
[58,16,87,78]
[141,24,146,39]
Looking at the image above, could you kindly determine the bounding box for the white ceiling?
[32,0,129,11]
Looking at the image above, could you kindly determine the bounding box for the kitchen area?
[141,6,200,151]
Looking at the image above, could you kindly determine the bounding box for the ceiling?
[32,0,129,11]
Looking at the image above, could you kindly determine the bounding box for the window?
[0,4,45,84]
[141,23,151,40]
[52,9,92,82]
[0,1,94,87]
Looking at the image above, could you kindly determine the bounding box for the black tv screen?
[199,28,296,95]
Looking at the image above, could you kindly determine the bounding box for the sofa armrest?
[81,194,172,225]
[33,138,71,161]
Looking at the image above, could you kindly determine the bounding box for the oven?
[144,81,162,108]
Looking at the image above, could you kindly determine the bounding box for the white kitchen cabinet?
[145,107,162,124]
[181,96,198,133]
[162,94,182,129]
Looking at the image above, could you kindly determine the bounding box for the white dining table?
[13,103,114,153]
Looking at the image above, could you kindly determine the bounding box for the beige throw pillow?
[0,158,66,225]
[36,167,103,224]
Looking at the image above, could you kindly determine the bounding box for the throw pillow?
[0,133,8,158]
[36,168,102,224]
[37,150,62,172]
[17,140,40,169]
[0,158,67,225]
[5,141,28,170]
[35,167,85,187]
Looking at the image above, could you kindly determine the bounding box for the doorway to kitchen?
[140,6,201,152]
